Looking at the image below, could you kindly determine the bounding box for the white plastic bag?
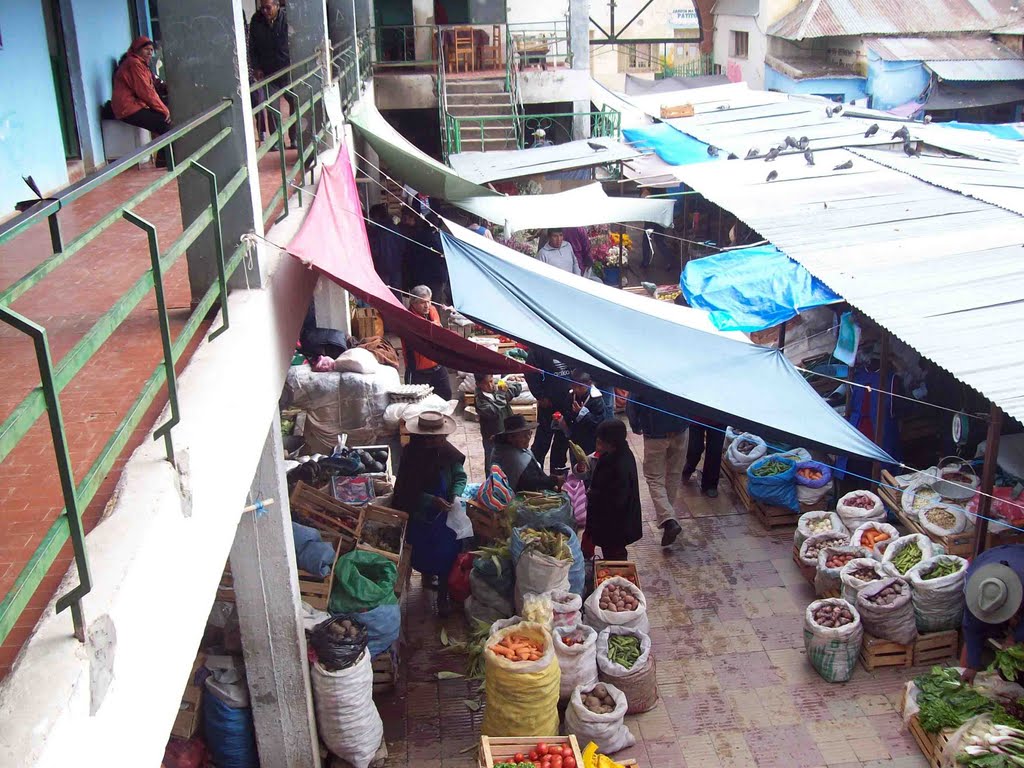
[839,558,888,605]
[849,522,899,560]
[333,347,380,373]
[515,549,570,612]
[918,503,969,538]
[311,651,384,768]
[815,545,872,596]
[836,490,886,531]
[795,511,847,549]
[726,433,767,470]
[855,576,917,645]
[596,627,658,714]
[804,598,863,683]
[882,534,935,576]
[584,577,649,634]
[553,625,599,700]
[564,683,636,754]
[550,590,583,629]
[906,555,969,633]
[446,497,474,540]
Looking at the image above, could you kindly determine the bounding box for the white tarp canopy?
[447,136,640,184]
[453,183,675,234]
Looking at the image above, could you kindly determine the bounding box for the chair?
[479,24,503,70]
[452,27,475,72]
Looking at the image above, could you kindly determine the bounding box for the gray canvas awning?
[446,137,639,184]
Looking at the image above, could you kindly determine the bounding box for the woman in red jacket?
[112,36,170,165]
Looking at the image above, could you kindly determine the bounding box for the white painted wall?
[506,0,569,26]
[713,14,767,87]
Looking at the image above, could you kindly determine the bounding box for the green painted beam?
[0,516,72,645]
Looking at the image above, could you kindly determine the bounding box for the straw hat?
[404,410,456,436]
[965,563,1023,625]
[533,128,546,138]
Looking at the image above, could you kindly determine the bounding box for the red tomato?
[548,746,563,756]
[537,743,548,754]
[552,757,563,768]
[514,755,525,763]
[564,758,576,768]
[561,746,574,758]
[529,752,539,762]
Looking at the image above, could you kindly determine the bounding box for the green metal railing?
[0,100,249,647]
[659,52,715,79]
[443,106,621,157]
[507,20,572,70]
[370,24,439,69]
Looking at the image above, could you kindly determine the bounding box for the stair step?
[447,104,515,117]
[446,92,510,106]
[457,124,514,135]
[445,78,506,94]
[456,138,518,152]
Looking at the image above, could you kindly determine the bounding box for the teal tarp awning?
[623,123,723,165]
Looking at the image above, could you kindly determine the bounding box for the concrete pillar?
[160,0,264,302]
[326,0,355,48]
[569,0,591,140]
[412,0,434,64]
[289,0,332,66]
[230,415,321,768]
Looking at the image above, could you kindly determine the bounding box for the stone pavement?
[375,412,930,768]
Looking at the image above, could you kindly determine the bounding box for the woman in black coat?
[585,419,643,560]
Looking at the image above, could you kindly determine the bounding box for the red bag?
[448,552,474,603]
[162,737,207,768]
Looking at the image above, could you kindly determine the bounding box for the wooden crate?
[914,629,959,666]
[894,505,974,559]
[792,544,816,584]
[466,498,508,544]
[372,644,399,694]
[356,504,408,565]
[298,530,349,611]
[290,482,361,537]
[352,307,384,339]
[878,469,904,514]
[171,652,206,739]
[512,402,538,422]
[721,460,755,513]
[396,542,412,597]
[660,103,694,118]
[860,633,913,671]
[595,560,641,589]
[479,736,584,768]
[753,501,801,529]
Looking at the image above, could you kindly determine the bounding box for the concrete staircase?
[444,77,517,153]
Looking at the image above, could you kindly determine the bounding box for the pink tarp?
[288,145,525,375]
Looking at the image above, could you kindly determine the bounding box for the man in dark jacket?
[554,370,606,457]
[628,388,688,546]
[367,204,404,299]
[249,0,297,147]
[524,345,572,473]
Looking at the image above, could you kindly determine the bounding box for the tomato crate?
[478,736,584,768]
[860,633,913,671]
[289,482,361,537]
[356,504,408,565]
[352,307,384,339]
[298,529,353,610]
[171,652,207,739]
[721,460,755,513]
[594,560,641,589]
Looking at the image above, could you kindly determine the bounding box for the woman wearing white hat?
[962,545,1024,682]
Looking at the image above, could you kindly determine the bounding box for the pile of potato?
[581,684,617,714]
[865,583,905,606]
[824,552,857,569]
[846,565,881,582]
[598,583,639,613]
[812,603,855,628]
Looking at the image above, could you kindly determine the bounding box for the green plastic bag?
[329,550,398,614]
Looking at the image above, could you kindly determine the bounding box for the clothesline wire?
[351,147,441,232]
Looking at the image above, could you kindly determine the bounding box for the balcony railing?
[507,20,572,71]
[443,106,621,157]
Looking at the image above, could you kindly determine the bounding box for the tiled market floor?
[375,413,930,768]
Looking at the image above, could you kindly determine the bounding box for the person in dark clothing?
[682,420,726,497]
[554,370,606,457]
[299,303,348,360]
[638,188,675,269]
[475,373,522,472]
[524,345,572,473]
[585,419,643,561]
[249,0,297,148]
[368,204,404,299]
[491,415,558,493]
[400,209,447,301]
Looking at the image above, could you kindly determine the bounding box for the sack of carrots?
[481,621,560,737]
[849,522,899,560]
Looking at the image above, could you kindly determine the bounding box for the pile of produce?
[923,559,964,581]
[442,619,492,678]
[908,486,941,514]
[803,534,848,562]
[915,667,995,733]
[560,628,588,648]
[599,583,641,614]
[844,493,877,510]
[890,541,924,574]
[595,568,638,588]
[520,528,572,561]
[806,517,836,535]
[824,551,858,569]
[735,439,758,455]
[990,644,1024,683]
[846,565,883,582]
[751,457,790,477]
[606,635,642,670]
[811,602,856,628]
[488,633,546,662]
[797,466,825,482]
[923,506,959,530]
[360,520,401,554]
[862,581,905,606]
[495,742,577,768]
[950,717,1024,766]
[580,684,618,714]
[859,528,891,549]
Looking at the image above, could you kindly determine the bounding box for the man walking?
[628,388,687,546]
[683,419,726,498]
[249,0,297,148]
[536,229,581,276]
[524,345,572,473]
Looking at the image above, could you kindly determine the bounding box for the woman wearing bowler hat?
[393,411,467,616]
[961,545,1024,682]
[491,415,558,494]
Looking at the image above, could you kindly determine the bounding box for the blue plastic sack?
[510,522,584,596]
[203,689,259,768]
[746,455,799,511]
[292,522,335,577]
[794,460,832,489]
[356,603,402,657]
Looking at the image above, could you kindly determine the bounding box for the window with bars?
[618,43,655,71]
[730,30,749,59]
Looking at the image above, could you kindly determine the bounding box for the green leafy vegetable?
[916,667,993,733]
[991,645,1024,683]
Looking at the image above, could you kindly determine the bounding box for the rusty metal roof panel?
[867,36,1023,60]
[770,0,1001,39]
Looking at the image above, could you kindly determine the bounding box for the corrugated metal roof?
[867,36,1022,61]
[924,78,1024,107]
[668,147,1024,421]
[926,58,1024,80]
[770,0,1005,39]
[712,0,759,16]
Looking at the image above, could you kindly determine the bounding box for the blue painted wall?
[67,0,134,167]
[866,52,930,110]
[0,0,68,216]
[765,67,868,103]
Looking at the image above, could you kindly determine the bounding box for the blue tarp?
[623,123,722,166]
[439,220,891,462]
[681,245,841,332]
[941,121,1024,141]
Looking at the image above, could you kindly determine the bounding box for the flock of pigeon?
[698,104,923,185]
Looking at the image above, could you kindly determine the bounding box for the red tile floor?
[379,415,929,767]
[0,150,306,676]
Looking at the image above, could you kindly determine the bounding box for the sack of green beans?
[882,534,935,577]
[596,627,658,714]
[746,455,799,512]
[905,555,969,632]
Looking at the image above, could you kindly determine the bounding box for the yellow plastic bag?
[480,621,560,737]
